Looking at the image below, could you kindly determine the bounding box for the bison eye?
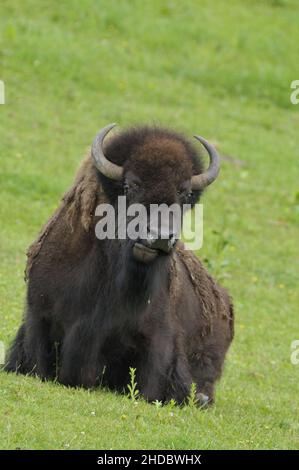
[177,189,193,200]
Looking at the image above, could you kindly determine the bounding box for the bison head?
[92,124,220,264]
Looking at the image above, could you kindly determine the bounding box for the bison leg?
[137,336,174,403]
[190,346,228,405]
[58,319,103,388]
[25,315,56,379]
[137,331,198,404]
[166,353,215,406]
[4,316,55,380]
[137,334,194,404]
[165,354,194,405]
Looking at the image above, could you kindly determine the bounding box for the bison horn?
[191,135,220,190]
[92,123,123,180]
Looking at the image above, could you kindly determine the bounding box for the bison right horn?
[191,135,220,190]
[92,123,123,181]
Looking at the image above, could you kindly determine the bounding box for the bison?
[5,124,234,405]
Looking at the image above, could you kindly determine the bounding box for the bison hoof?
[196,392,210,407]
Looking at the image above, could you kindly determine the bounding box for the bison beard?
[4,125,234,405]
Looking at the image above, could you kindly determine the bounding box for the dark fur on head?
[99,126,203,205]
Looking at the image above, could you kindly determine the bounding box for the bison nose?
[146,232,178,254]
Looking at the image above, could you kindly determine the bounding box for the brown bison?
[5,124,234,405]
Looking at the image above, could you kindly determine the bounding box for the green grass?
[0,0,299,450]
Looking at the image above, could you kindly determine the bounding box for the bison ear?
[191,136,220,191]
[92,124,123,181]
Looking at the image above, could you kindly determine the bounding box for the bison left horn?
[191,136,220,190]
[92,123,123,181]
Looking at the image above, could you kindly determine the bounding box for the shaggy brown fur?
[6,125,234,405]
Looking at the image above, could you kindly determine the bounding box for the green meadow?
[0,0,298,449]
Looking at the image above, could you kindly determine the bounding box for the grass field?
[0,0,299,450]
